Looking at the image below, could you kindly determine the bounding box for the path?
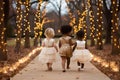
[11,54,111,80]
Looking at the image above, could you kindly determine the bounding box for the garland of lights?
[14,0,22,52]
[23,0,31,48]
[66,0,87,35]
[96,0,103,50]
[88,0,95,46]
[0,1,7,55]
[111,0,120,51]
[93,54,119,72]
[82,1,88,41]
[0,47,42,75]
[23,1,31,35]
[34,1,48,38]
[67,7,76,34]
[34,2,42,41]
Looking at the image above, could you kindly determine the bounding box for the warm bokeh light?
[93,54,119,72]
[0,47,42,74]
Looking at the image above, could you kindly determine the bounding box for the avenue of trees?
[0,0,120,61]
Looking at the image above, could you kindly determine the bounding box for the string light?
[66,0,87,36]
[0,1,7,55]
[34,1,43,40]
[111,0,120,52]
[93,54,119,72]
[66,5,76,34]
[96,0,103,50]
[78,10,87,32]
[15,0,23,52]
[22,0,31,48]
[34,1,50,46]
[0,47,42,75]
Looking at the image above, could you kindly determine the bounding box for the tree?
[0,0,8,61]
[24,0,31,48]
[96,0,103,50]
[103,0,112,44]
[88,0,96,47]
[48,0,63,27]
[34,1,48,46]
[14,0,22,53]
[111,0,120,54]
[66,0,88,48]
[66,0,85,29]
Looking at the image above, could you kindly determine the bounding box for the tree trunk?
[91,38,95,46]
[89,0,95,47]
[111,0,120,54]
[111,45,120,54]
[4,0,9,42]
[105,10,112,44]
[96,0,103,50]
[58,10,62,27]
[14,1,22,53]
[24,1,30,48]
[58,0,62,27]
[105,18,112,44]
[34,37,38,47]
[103,0,112,44]
[33,3,41,47]
[24,30,30,48]
[0,0,9,61]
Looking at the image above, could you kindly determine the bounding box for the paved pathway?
[11,54,111,80]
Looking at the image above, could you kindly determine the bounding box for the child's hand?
[72,42,77,52]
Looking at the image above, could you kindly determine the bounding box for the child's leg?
[81,63,84,69]
[46,63,49,70]
[49,63,53,71]
[61,56,66,72]
[77,61,81,71]
[66,57,70,69]
[77,61,80,66]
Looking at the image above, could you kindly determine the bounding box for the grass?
[7,38,35,46]
[7,37,99,48]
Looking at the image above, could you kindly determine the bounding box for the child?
[58,25,76,72]
[39,28,58,71]
[72,29,93,71]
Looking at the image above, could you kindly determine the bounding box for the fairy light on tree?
[14,0,22,53]
[23,0,31,48]
[66,6,77,34]
[82,0,88,41]
[111,0,120,54]
[66,0,88,50]
[71,10,87,34]
[96,0,103,50]
[88,0,95,46]
[34,1,48,46]
[65,0,78,34]
[0,0,8,60]
[65,0,87,33]
[34,1,42,46]
[77,9,87,40]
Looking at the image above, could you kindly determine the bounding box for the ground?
[89,44,120,80]
[0,44,120,80]
[0,46,40,79]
